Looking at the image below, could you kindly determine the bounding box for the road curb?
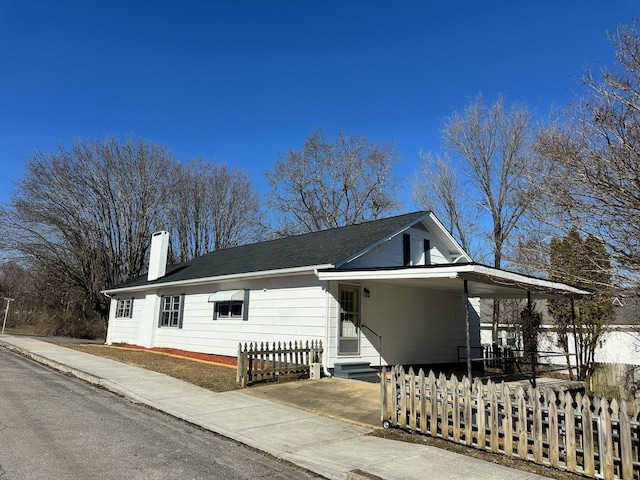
[1,340,102,387]
[347,470,385,480]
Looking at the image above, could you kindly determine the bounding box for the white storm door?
[338,285,360,355]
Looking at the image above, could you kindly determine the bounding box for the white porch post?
[464,280,472,381]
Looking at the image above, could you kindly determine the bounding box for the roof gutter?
[317,267,460,281]
[316,264,591,297]
[103,264,335,295]
[464,264,591,296]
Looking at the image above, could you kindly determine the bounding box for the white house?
[103,211,587,375]
[480,296,640,367]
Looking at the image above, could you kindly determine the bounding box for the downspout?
[323,281,332,377]
[102,291,113,345]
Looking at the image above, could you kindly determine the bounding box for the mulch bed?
[117,344,237,367]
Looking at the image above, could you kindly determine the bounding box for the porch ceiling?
[316,263,590,300]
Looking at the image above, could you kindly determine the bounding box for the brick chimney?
[147,231,169,281]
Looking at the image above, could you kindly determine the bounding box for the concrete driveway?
[243,377,381,429]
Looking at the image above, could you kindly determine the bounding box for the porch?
[318,263,590,384]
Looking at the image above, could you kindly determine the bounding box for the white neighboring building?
[104,211,587,371]
[480,297,640,367]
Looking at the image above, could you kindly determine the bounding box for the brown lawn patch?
[61,344,240,392]
[115,345,237,366]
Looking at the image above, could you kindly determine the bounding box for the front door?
[338,285,360,355]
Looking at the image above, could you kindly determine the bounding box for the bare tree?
[265,129,399,234]
[443,94,535,269]
[534,22,640,289]
[169,159,261,262]
[0,249,112,339]
[412,152,482,259]
[416,94,538,343]
[0,137,174,327]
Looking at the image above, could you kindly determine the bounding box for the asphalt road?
[0,348,322,480]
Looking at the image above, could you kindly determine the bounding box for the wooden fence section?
[482,344,517,374]
[237,340,323,387]
[381,365,640,479]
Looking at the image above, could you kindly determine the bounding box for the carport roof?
[316,263,590,299]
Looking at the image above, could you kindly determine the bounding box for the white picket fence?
[381,365,640,479]
[237,340,323,387]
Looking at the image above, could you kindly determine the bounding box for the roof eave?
[102,264,335,296]
[427,212,472,262]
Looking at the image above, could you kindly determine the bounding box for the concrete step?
[334,362,371,374]
[333,362,380,383]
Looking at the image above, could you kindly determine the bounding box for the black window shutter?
[129,298,134,318]
[178,294,185,329]
[242,289,250,321]
[158,296,164,328]
[403,234,411,266]
[424,239,431,265]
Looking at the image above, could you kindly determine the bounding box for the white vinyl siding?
[106,296,145,345]
[364,283,475,365]
[325,280,480,367]
[152,276,327,357]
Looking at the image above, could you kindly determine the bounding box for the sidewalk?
[0,335,551,480]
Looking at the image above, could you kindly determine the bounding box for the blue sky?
[1,1,638,208]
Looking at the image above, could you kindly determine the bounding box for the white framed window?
[159,294,184,328]
[115,299,133,318]
[208,290,249,321]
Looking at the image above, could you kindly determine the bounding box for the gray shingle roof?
[114,211,429,289]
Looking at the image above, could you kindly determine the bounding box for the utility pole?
[1,297,14,335]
